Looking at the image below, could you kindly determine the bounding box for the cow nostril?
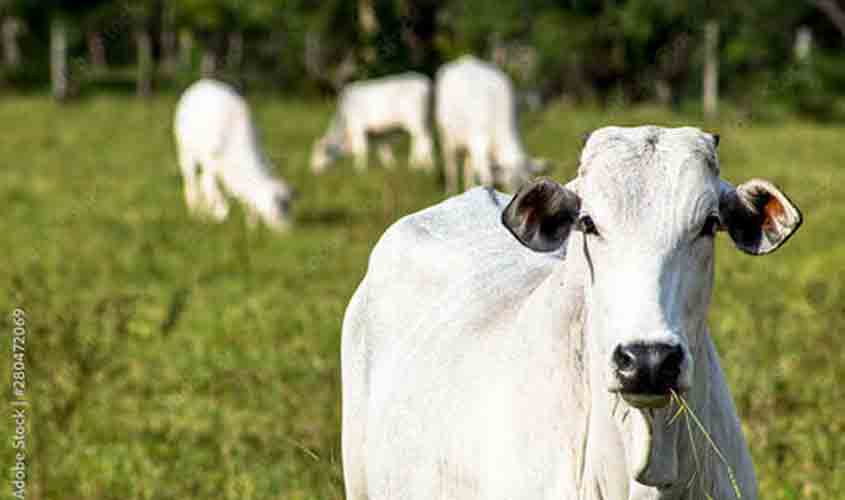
[658,346,684,381]
[613,345,637,374]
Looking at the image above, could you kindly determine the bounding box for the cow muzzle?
[611,342,687,408]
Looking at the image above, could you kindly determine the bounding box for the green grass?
[0,94,842,499]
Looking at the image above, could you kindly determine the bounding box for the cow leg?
[442,139,460,194]
[376,142,396,169]
[199,162,229,221]
[409,128,435,171]
[466,140,493,191]
[463,153,476,190]
[349,128,368,172]
[178,147,203,216]
[244,207,260,229]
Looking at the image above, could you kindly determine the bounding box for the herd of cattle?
[174,53,804,499]
[173,55,546,231]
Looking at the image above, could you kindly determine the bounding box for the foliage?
[1,0,844,113]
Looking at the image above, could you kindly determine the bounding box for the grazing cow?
[174,79,294,231]
[311,72,435,173]
[341,126,803,499]
[436,55,547,193]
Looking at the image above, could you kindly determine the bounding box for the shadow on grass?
[296,207,360,227]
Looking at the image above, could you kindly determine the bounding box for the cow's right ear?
[501,178,581,252]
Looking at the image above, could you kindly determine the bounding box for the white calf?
[311,72,434,173]
[436,55,546,193]
[174,79,294,231]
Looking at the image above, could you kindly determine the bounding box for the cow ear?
[719,179,802,255]
[502,178,581,252]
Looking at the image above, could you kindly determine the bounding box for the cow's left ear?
[719,178,802,255]
[502,178,581,252]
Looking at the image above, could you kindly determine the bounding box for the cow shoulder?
[367,188,558,294]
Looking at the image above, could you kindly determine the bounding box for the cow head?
[502,126,801,487]
[310,134,346,173]
[250,179,295,232]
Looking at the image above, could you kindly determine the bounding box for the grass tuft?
[671,390,743,499]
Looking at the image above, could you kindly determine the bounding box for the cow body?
[435,55,544,193]
[312,72,434,172]
[343,126,803,499]
[174,79,293,231]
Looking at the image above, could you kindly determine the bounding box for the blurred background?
[0,0,844,117]
[0,1,843,499]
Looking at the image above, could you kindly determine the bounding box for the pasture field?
[0,94,842,499]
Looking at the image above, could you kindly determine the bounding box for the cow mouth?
[617,391,672,409]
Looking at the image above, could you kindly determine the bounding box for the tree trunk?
[50,16,69,101]
[794,26,813,62]
[160,27,176,76]
[2,16,22,68]
[136,28,154,97]
[226,31,244,72]
[809,0,845,38]
[358,0,378,64]
[179,29,194,73]
[399,0,439,70]
[702,21,719,119]
[655,80,672,106]
[86,31,107,72]
[159,4,177,76]
[200,47,216,77]
[358,0,379,35]
[304,30,323,79]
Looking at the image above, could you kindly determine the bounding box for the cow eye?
[699,214,721,238]
[578,215,599,236]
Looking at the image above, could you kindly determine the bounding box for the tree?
[702,20,719,118]
[171,0,234,77]
[124,1,160,97]
[2,15,23,68]
[30,0,112,100]
[809,0,845,38]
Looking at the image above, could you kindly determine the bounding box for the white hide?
[342,127,771,500]
[311,72,435,172]
[174,79,293,231]
[435,55,543,193]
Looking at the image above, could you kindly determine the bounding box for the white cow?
[436,55,546,193]
[174,79,294,231]
[311,72,435,173]
[342,126,803,499]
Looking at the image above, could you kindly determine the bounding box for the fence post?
[50,16,69,101]
[702,21,719,119]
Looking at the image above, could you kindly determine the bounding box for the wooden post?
[87,31,107,73]
[2,17,22,69]
[358,0,378,64]
[200,48,216,77]
[702,21,719,119]
[159,5,177,76]
[50,16,69,101]
[179,29,194,73]
[358,0,378,35]
[226,31,244,72]
[794,26,813,62]
[136,28,153,97]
